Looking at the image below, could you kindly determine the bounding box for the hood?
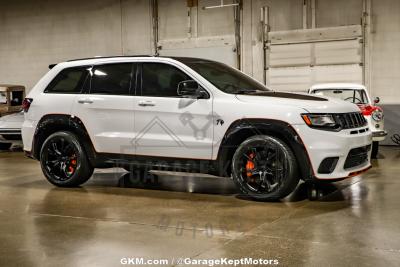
[235,91,360,113]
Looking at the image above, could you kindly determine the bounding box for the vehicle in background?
[0,111,24,150]
[0,84,25,117]
[309,83,386,158]
[0,85,25,150]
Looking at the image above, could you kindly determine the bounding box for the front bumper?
[294,124,372,180]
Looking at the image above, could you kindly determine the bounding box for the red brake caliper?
[68,155,77,175]
[246,153,256,180]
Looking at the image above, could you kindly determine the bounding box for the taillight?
[22,98,33,112]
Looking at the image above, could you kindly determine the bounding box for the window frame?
[137,62,210,99]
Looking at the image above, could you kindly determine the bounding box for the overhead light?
[203,0,239,9]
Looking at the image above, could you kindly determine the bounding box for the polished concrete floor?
[0,147,399,266]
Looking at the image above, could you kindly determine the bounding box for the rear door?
[72,63,136,155]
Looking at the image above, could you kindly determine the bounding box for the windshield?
[313,89,368,104]
[182,60,270,94]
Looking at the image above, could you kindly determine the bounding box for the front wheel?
[231,135,299,201]
[371,141,379,159]
[40,131,94,187]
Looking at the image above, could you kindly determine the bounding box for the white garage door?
[266,25,363,92]
[158,36,237,67]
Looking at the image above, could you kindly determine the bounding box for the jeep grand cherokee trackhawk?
[21,56,372,201]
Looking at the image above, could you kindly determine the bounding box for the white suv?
[22,56,372,200]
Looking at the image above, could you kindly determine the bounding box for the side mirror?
[374,97,380,104]
[177,80,208,99]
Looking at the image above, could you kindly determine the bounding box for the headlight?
[301,114,337,128]
[371,110,383,122]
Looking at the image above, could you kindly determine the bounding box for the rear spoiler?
[48,64,57,69]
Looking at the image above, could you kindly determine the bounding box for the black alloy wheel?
[40,131,93,187]
[232,135,299,201]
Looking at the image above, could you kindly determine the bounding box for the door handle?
[77,99,94,104]
[138,101,155,107]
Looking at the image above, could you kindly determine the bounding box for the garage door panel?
[266,26,363,92]
[268,64,362,92]
[269,43,311,67]
[158,36,237,67]
[313,65,362,84]
[268,67,311,91]
[315,39,362,65]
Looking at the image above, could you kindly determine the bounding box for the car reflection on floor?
[88,169,352,202]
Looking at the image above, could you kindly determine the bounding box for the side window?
[90,63,133,95]
[141,63,191,97]
[45,67,89,94]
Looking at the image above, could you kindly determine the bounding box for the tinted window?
[90,63,133,95]
[181,59,269,94]
[45,67,89,93]
[141,63,191,97]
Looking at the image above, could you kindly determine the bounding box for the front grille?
[335,112,367,129]
[344,145,371,169]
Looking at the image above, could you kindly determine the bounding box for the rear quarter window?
[45,67,90,94]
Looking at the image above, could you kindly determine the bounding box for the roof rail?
[66,55,154,62]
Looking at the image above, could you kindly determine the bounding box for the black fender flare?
[32,114,97,165]
[215,119,314,180]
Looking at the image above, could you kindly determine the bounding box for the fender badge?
[216,119,224,126]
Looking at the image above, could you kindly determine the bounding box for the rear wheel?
[40,131,94,187]
[371,141,379,159]
[231,135,299,201]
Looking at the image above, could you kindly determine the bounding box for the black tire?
[40,131,94,187]
[371,141,379,159]
[231,135,299,201]
[0,142,12,150]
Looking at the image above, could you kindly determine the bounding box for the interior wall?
[370,0,400,144]
[370,0,400,104]
[121,0,153,55]
[316,0,363,28]
[0,0,125,90]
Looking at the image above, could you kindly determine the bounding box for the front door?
[133,62,213,160]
